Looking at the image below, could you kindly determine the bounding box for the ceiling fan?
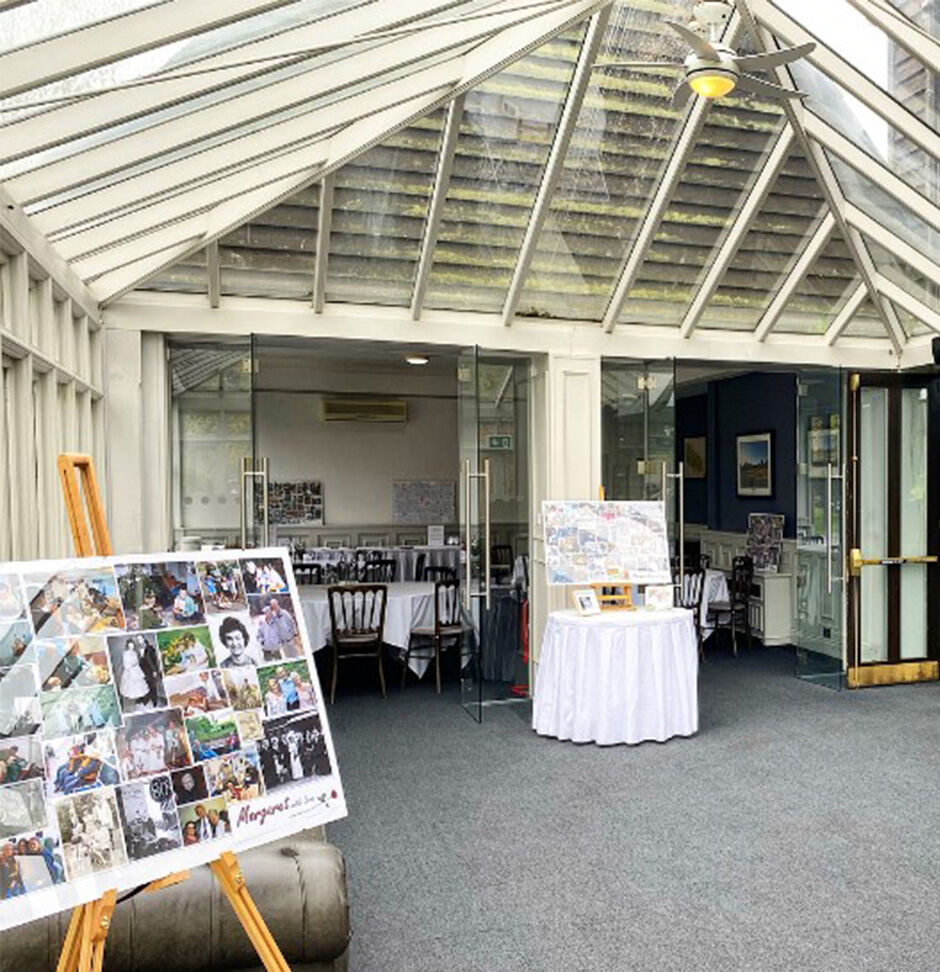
[594,1,815,108]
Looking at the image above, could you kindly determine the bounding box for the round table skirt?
[533,609,698,746]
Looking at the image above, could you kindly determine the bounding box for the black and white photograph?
[258,711,331,792]
[0,778,47,839]
[234,709,264,744]
[248,593,304,661]
[115,709,191,780]
[43,732,121,798]
[106,633,167,712]
[37,636,112,691]
[221,666,262,711]
[170,765,209,807]
[55,788,127,880]
[209,612,263,668]
[116,775,183,861]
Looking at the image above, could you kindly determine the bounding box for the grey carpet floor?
[324,649,940,972]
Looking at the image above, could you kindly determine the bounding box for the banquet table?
[299,582,454,678]
[293,545,461,581]
[532,608,698,746]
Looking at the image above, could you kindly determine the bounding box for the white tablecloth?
[533,608,698,746]
[702,568,729,632]
[299,583,440,676]
[294,546,461,581]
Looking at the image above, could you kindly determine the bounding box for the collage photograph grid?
[0,554,337,910]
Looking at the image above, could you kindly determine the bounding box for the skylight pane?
[423,25,585,314]
[841,296,888,337]
[773,0,939,134]
[618,100,786,326]
[889,300,934,338]
[325,111,446,306]
[700,145,827,331]
[511,0,689,322]
[883,0,940,40]
[865,234,940,314]
[774,230,859,333]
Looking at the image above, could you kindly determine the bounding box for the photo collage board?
[0,549,345,931]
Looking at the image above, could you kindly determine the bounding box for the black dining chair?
[413,552,427,583]
[708,556,754,656]
[422,564,456,583]
[673,566,707,659]
[490,544,514,585]
[327,584,388,703]
[360,559,396,583]
[292,562,322,586]
[402,578,466,694]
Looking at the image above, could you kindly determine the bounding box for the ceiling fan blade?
[732,42,816,71]
[672,80,693,110]
[736,74,808,100]
[664,20,719,60]
[593,60,679,71]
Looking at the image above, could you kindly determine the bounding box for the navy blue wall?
[677,372,797,538]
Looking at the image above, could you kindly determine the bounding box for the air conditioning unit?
[320,397,408,423]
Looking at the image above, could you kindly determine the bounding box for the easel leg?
[209,852,292,972]
[55,904,86,972]
[56,891,116,972]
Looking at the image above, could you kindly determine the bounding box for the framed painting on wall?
[736,432,773,498]
[683,436,706,480]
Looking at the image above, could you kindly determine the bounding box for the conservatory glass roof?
[0,0,938,350]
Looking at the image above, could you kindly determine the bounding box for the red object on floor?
[510,598,530,697]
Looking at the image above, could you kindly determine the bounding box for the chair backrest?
[360,559,396,583]
[422,564,456,583]
[491,544,513,566]
[414,552,427,582]
[698,553,711,571]
[327,585,387,643]
[730,556,754,603]
[674,567,706,611]
[432,579,462,633]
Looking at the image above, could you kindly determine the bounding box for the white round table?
[532,608,698,746]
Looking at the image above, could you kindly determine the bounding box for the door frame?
[845,371,940,687]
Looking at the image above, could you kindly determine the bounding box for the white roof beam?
[0,0,462,163]
[206,241,220,309]
[0,0,36,10]
[312,174,334,314]
[410,93,464,321]
[803,112,940,235]
[737,0,906,354]
[0,185,98,321]
[8,1,582,205]
[754,211,835,341]
[680,124,795,338]
[825,281,869,345]
[876,277,940,335]
[500,5,611,327]
[846,0,940,72]
[0,0,301,100]
[86,0,611,302]
[844,204,940,286]
[748,0,940,162]
[602,10,744,333]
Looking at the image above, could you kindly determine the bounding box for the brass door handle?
[849,549,939,576]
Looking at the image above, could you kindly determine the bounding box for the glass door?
[847,374,940,686]
[795,368,845,688]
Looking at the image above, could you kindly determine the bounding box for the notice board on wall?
[542,500,672,586]
[392,480,456,525]
[0,549,345,931]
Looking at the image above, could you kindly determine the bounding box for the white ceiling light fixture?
[593,1,816,108]
[405,355,429,366]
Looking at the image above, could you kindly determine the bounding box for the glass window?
[864,234,940,315]
[884,0,940,39]
[842,297,888,338]
[424,25,585,313]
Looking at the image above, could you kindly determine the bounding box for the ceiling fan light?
[688,71,737,98]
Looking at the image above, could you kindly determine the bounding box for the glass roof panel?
[841,297,887,337]
[774,230,859,334]
[827,152,940,265]
[511,0,690,322]
[423,24,586,314]
[889,300,935,338]
[792,59,940,206]
[773,0,939,134]
[325,110,446,306]
[884,0,939,39]
[698,144,827,331]
[618,97,786,326]
[864,233,940,314]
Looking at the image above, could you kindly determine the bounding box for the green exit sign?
[486,434,513,450]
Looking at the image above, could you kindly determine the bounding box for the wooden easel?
[591,484,634,611]
[55,454,291,972]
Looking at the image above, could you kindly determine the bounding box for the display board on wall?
[747,513,785,571]
[392,481,456,525]
[0,550,345,931]
[261,480,324,526]
[542,501,671,586]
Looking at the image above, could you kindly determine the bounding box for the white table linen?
[533,608,698,746]
[702,568,729,631]
[294,546,461,581]
[299,582,440,676]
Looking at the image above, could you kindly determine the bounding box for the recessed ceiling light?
[405,355,429,366]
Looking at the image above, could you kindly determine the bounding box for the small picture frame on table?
[571,589,601,616]
[645,585,674,611]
